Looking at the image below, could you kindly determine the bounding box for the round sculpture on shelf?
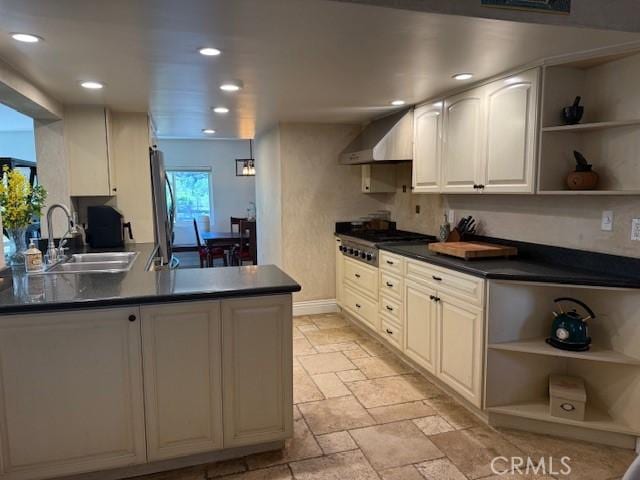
[566,150,599,191]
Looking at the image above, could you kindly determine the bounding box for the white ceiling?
[0,102,33,131]
[0,0,638,139]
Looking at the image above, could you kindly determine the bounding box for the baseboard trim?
[293,299,339,316]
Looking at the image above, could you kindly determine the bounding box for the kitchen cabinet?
[361,164,396,193]
[404,280,438,374]
[65,106,117,196]
[141,301,223,461]
[436,292,484,407]
[221,295,293,447]
[481,68,539,193]
[441,88,483,193]
[336,237,344,307]
[413,102,443,193]
[0,307,146,480]
[416,68,539,194]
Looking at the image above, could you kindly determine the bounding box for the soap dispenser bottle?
[24,238,44,273]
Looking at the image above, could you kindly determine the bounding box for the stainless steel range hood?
[339,108,413,165]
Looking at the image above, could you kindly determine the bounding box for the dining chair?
[232,220,256,266]
[193,219,227,267]
[230,216,248,234]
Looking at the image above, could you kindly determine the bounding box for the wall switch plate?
[601,211,614,232]
[632,219,640,241]
[448,210,455,224]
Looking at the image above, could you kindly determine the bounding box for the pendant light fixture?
[236,139,256,176]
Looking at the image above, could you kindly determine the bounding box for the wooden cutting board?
[428,241,517,260]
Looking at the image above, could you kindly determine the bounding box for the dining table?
[200,230,257,265]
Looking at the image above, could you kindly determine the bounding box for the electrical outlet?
[601,211,613,232]
[448,210,455,224]
[415,205,421,214]
[632,219,640,241]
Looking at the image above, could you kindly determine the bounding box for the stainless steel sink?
[38,252,139,274]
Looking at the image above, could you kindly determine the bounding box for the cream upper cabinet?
[221,295,293,448]
[141,301,223,461]
[0,308,146,480]
[412,102,442,193]
[65,106,117,196]
[441,89,484,193]
[404,280,438,374]
[436,293,484,408]
[481,68,539,193]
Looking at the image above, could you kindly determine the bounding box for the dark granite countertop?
[0,243,301,314]
[379,239,640,289]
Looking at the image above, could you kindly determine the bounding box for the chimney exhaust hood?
[339,108,413,165]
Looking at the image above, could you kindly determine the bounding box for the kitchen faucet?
[45,203,74,264]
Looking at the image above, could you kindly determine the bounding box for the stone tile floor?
[131,313,636,480]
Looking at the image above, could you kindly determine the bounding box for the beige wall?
[256,123,392,302]
[34,119,70,238]
[255,125,283,267]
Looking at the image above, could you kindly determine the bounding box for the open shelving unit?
[537,50,640,195]
[485,281,640,448]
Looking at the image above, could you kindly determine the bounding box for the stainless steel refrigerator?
[149,147,177,268]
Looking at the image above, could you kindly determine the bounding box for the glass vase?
[7,226,28,267]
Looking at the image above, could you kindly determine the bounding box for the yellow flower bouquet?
[0,166,47,264]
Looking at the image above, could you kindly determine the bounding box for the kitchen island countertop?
[0,243,301,314]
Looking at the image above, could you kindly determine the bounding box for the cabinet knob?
[386,329,393,335]
[432,275,442,282]
[355,273,361,278]
[386,305,394,312]
[355,303,361,309]
[386,282,394,287]
[386,260,394,265]
[128,314,137,322]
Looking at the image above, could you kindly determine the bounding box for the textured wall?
[34,119,70,238]
[255,126,283,267]
[279,123,391,302]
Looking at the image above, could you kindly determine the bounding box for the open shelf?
[542,119,640,132]
[488,338,640,366]
[488,400,639,436]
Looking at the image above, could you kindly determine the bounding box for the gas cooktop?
[343,229,432,244]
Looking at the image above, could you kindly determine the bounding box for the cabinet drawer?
[379,294,402,325]
[344,258,378,298]
[381,318,403,350]
[343,285,378,330]
[380,271,403,300]
[379,251,403,275]
[406,259,484,306]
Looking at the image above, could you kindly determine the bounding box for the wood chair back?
[193,219,203,248]
[230,216,248,234]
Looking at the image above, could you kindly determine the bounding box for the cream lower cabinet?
[221,296,293,447]
[0,307,146,480]
[336,238,344,307]
[436,293,484,407]
[141,301,223,461]
[404,280,438,375]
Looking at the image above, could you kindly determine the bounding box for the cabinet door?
[436,293,484,408]
[442,89,483,193]
[221,295,293,447]
[413,102,442,193]
[336,238,344,307]
[404,280,438,374]
[0,308,146,480]
[65,106,115,196]
[481,69,539,193]
[141,301,223,461]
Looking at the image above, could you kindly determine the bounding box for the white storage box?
[549,375,586,421]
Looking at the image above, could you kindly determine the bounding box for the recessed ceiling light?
[11,33,41,43]
[202,128,216,135]
[391,100,405,106]
[80,81,104,90]
[213,106,229,114]
[220,81,243,92]
[199,47,221,56]
[453,73,473,81]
